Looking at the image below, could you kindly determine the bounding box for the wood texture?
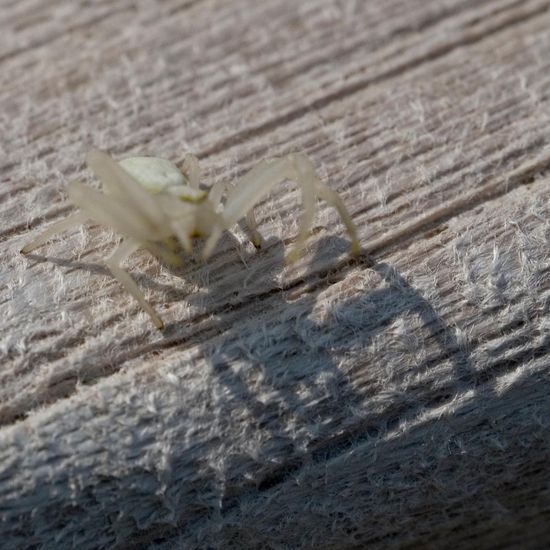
[1,1,549,548]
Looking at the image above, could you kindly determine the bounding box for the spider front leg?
[106,238,164,329]
[21,211,88,253]
[219,154,359,262]
[181,154,200,188]
[244,209,262,249]
[207,180,263,251]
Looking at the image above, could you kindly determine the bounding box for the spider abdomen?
[119,157,206,202]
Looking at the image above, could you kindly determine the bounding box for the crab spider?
[21,149,359,329]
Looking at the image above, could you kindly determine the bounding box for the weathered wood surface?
[1,0,549,548]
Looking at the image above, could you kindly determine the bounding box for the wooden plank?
[1,0,549,548]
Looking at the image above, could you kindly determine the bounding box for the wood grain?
[1,1,549,548]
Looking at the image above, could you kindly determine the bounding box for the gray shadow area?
[15,234,549,549]
[199,237,476,502]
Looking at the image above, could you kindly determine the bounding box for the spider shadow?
[23,233,488,548]
[21,231,544,548]
[22,233,308,359]
[23,249,198,302]
[23,229,276,310]
[194,235,475,501]
[24,232,475,428]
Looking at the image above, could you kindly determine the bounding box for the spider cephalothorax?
[22,150,359,328]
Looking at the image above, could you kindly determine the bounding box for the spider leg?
[21,211,88,253]
[169,220,193,253]
[87,149,167,236]
[67,181,161,243]
[313,180,360,256]
[245,209,262,249]
[197,182,229,260]
[106,238,164,329]
[143,241,183,267]
[208,181,228,211]
[220,154,359,262]
[202,180,262,258]
[209,168,272,251]
[182,154,200,188]
[222,159,279,225]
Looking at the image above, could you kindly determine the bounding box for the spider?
[21,150,360,329]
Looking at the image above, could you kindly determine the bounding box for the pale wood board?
[0,0,549,548]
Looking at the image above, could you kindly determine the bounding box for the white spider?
[21,150,359,329]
